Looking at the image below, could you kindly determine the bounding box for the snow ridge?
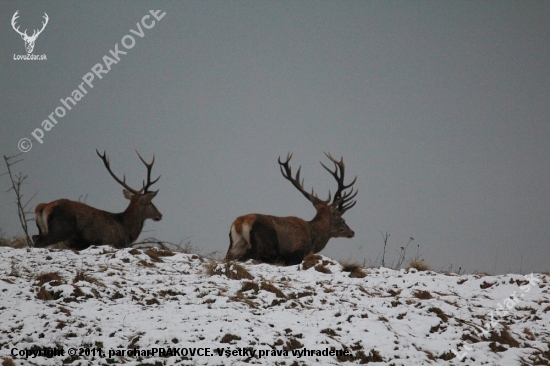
[0,247,548,365]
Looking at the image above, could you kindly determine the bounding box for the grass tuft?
[413,290,433,300]
[35,272,64,287]
[2,357,16,366]
[220,333,241,343]
[407,259,431,272]
[302,253,323,270]
[206,260,254,280]
[340,261,367,278]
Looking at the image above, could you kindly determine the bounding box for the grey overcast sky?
[1,1,548,274]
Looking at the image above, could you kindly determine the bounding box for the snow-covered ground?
[0,246,548,366]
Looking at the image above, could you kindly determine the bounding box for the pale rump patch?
[35,203,49,235]
[228,215,255,259]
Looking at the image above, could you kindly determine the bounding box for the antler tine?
[135,150,160,193]
[11,11,25,36]
[96,150,142,194]
[35,13,49,36]
[337,187,358,214]
[320,152,357,212]
[278,153,329,205]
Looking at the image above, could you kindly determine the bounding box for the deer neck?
[308,206,332,253]
[119,203,146,244]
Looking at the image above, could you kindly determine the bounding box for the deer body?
[226,153,356,264]
[33,151,161,250]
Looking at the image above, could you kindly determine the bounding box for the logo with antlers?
[11,10,49,54]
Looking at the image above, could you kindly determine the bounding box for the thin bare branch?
[2,154,35,247]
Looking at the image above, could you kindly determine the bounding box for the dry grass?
[241,281,260,293]
[36,286,62,301]
[206,260,254,280]
[302,253,323,270]
[314,264,332,274]
[428,307,449,322]
[340,261,367,278]
[143,247,175,262]
[321,328,338,337]
[0,235,28,248]
[2,358,16,366]
[407,259,431,272]
[283,337,304,350]
[413,290,433,300]
[73,271,105,287]
[488,327,520,348]
[143,248,165,262]
[35,272,64,287]
[220,333,241,343]
[261,281,286,298]
[480,281,496,289]
[228,291,258,309]
[523,327,536,341]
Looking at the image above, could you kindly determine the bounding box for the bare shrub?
[2,153,36,247]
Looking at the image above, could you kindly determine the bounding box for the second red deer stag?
[32,150,162,250]
[226,153,357,264]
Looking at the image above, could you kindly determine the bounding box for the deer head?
[278,152,357,239]
[12,11,49,54]
[96,150,162,222]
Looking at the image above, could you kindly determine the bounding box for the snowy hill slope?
[0,246,549,365]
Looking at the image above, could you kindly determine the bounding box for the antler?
[33,13,49,38]
[96,150,160,195]
[320,152,357,214]
[11,11,49,39]
[278,153,331,205]
[135,150,160,193]
[11,11,26,37]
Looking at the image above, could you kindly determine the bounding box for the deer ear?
[123,189,134,200]
[144,191,158,200]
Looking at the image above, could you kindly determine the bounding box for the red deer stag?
[226,153,357,264]
[32,150,162,250]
